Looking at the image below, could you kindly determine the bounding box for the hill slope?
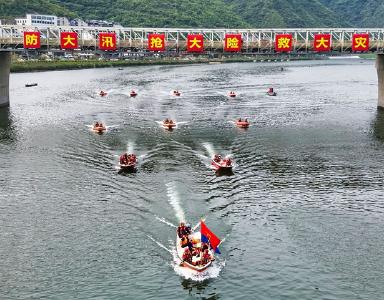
[319,0,384,27]
[1,0,383,28]
[227,0,350,28]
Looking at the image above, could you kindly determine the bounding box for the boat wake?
[155,215,177,228]
[166,182,185,222]
[171,245,225,281]
[202,142,215,158]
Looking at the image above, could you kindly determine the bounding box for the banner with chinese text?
[60,32,78,50]
[187,34,204,53]
[148,34,165,51]
[224,34,242,52]
[99,33,116,51]
[24,32,41,49]
[275,34,293,52]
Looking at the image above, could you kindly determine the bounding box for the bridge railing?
[1,25,384,53]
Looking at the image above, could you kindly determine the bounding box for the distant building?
[69,19,88,27]
[87,20,114,27]
[15,14,58,27]
[15,17,27,26]
[57,17,69,26]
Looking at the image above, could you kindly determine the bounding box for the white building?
[15,17,27,26]
[57,17,69,26]
[15,14,58,27]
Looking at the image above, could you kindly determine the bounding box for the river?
[1,59,384,300]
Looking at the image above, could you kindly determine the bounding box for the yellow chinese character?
[25,34,38,46]
[316,37,329,48]
[190,37,202,49]
[150,37,163,48]
[63,35,76,46]
[102,36,114,48]
[227,37,239,48]
[278,37,290,49]
[355,37,367,48]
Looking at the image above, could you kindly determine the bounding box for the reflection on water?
[372,109,384,141]
[0,107,10,127]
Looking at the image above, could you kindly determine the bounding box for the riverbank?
[10,55,319,73]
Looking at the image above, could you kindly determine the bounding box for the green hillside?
[0,0,75,18]
[1,0,383,28]
[227,0,350,28]
[56,0,249,28]
[319,0,384,27]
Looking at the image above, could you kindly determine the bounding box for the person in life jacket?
[120,153,128,165]
[95,122,100,127]
[164,118,169,124]
[180,236,189,248]
[238,118,242,122]
[182,248,192,263]
[213,154,221,163]
[225,158,232,166]
[201,249,212,265]
[177,222,187,238]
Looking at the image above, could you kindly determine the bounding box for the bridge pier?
[0,52,11,107]
[376,54,384,109]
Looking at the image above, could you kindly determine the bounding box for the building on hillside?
[69,19,88,27]
[15,17,27,26]
[57,17,69,26]
[15,14,58,27]
[87,20,114,27]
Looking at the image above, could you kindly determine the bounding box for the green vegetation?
[1,0,384,28]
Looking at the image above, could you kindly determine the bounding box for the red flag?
[201,221,221,253]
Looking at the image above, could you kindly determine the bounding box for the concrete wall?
[377,54,384,109]
[0,52,10,107]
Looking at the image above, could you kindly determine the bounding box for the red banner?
[187,34,204,53]
[224,34,242,52]
[60,32,78,50]
[24,32,40,49]
[275,34,293,52]
[99,33,116,51]
[352,33,369,52]
[148,34,165,51]
[313,34,331,52]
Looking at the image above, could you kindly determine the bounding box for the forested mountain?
[1,0,384,28]
[319,0,384,27]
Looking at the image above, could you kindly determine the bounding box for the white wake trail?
[166,182,185,223]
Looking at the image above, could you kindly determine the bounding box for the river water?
[1,59,384,300]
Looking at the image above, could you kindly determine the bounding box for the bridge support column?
[376,54,384,109]
[0,52,11,107]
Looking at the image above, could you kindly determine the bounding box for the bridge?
[1,26,384,108]
[1,26,384,52]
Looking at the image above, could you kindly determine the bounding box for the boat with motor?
[92,122,106,133]
[176,220,221,273]
[228,91,237,98]
[119,153,137,170]
[267,87,277,96]
[211,154,233,170]
[236,118,250,128]
[130,90,138,97]
[25,83,38,87]
[162,119,176,130]
[172,90,181,97]
[99,90,108,97]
